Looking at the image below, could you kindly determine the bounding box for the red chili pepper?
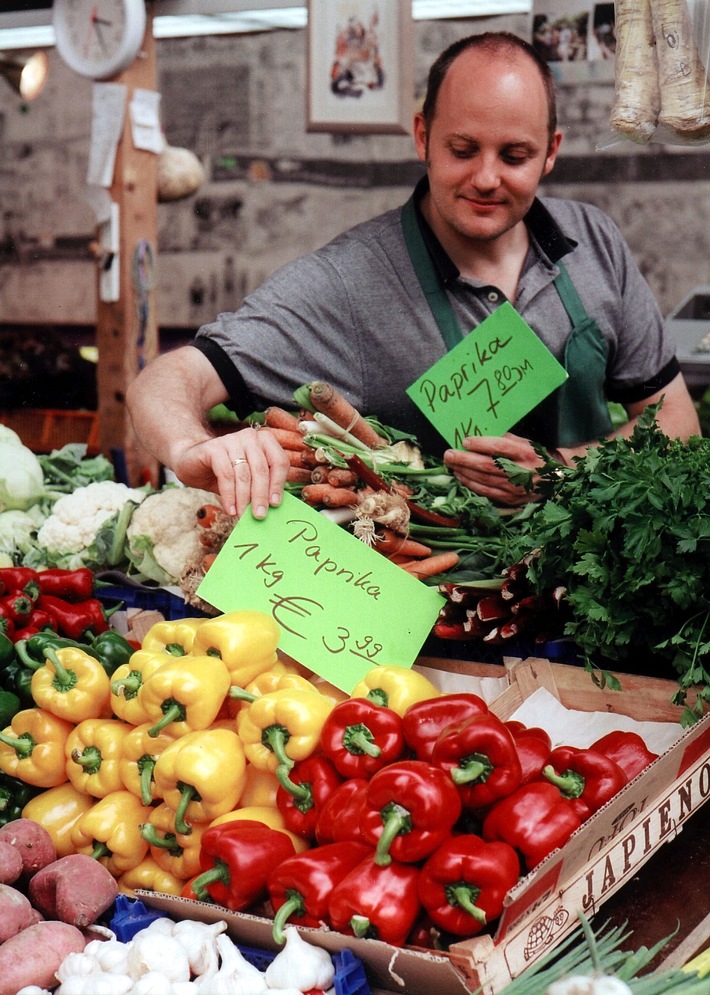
[327,854,422,947]
[361,759,462,866]
[590,730,659,781]
[0,567,40,602]
[37,567,96,602]
[36,594,117,640]
[1,594,34,627]
[267,840,373,943]
[541,745,628,820]
[315,777,370,846]
[505,721,552,786]
[418,834,521,937]
[403,693,489,762]
[431,712,522,810]
[320,698,405,778]
[275,755,343,840]
[25,609,58,634]
[482,782,581,871]
[189,819,296,910]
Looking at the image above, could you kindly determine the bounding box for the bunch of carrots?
[248,382,463,583]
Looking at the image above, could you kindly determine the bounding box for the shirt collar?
[411,175,576,285]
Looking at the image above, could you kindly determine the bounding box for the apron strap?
[552,260,588,326]
[401,197,463,351]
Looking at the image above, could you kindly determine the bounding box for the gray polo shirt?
[193,183,678,454]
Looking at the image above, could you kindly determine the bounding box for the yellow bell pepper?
[191,610,280,688]
[0,707,74,788]
[308,675,350,705]
[140,654,231,737]
[349,664,441,716]
[70,788,152,876]
[31,646,111,723]
[209,804,310,854]
[22,781,95,857]
[236,687,334,773]
[140,617,205,657]
[117,857,185,898]
[119,722,181,806]
[153,727,246,835]
[140,801,209,880]
[238,762,279,808]
[230,670,318,710]
[109,650,170,725]
[65,718,132,798]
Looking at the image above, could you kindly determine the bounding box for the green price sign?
[196,492,445,692]
[407,302,568,448]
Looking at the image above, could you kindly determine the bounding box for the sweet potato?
[0,840,23,884]
[0,920,85,995]
[0,818,56,878]
[28,852,119,928]
[0,883,40,943]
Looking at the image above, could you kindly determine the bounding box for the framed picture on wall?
[307,0,414,134]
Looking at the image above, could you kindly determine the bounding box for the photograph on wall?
[307,0,413,133]
[532,0,615,81]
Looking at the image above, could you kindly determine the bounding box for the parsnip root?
[650,0,710,139]
[610,0,661,142]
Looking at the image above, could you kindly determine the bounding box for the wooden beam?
[95,2,159,487]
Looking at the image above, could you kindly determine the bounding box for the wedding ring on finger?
[232,458,248,467]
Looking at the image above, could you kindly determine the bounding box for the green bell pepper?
[0,771,42,827]
[17,629,133,678]
[0,657,35,710]
[0,690,20,728]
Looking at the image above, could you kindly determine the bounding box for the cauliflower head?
[125,486,221,585]
[36,480,148,569]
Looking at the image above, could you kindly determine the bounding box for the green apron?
[401,197,612,448]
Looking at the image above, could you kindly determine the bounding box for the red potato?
[0,840,23,884]
[28,852,119,928]
[0,920,86,995]
[0,818,57,878]
[0,883,41,943]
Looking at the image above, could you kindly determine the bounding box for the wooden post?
[95,2,159,487]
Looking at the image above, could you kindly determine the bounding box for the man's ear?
[543,129,563,177]
[413,111,428,163]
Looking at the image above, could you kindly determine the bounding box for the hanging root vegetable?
[650,0,710,139]
[610,0,661,142]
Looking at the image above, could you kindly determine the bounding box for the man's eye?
[451,147,474,159]
[502,151,531,164]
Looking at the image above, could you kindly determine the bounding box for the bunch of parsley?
[498,406,710,723]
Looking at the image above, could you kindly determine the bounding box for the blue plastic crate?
[109,896,371,995]
[97,582,212,620]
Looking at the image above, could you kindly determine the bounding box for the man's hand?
[173,427,291,520]
[443,432,548,506]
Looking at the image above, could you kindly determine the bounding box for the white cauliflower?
[36,480,148,570]
[125,486,221,585]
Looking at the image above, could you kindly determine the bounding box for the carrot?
[300,484,362,508]
[375,527,432,559]
[261,427,308,451]
[399,551,460,580]
[287,467,314,484]
[327,469,359,488]
[310,466,330,484]
[195,504,222,529]
[264,406,302,432]
[308,382,389,448]
[286,449,311,467]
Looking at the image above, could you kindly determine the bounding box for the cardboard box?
[139,656,710,995]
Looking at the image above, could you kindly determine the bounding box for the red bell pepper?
[590,730,659,781]
[315,777,370,846]
[37,567,97,602]
[275,755,343,840]
[431,712,522,810]
[189,819,296,910]
[482,782,581,871]
[0,606,15,640]
[327,854,422,947]
[1,594,33,627]
[541,745,628,820]
[505,721,552,786]
[0,567,40,602]
[319,698,405,778]
[361,760,462,866]
[418,834,521,937]
[402,692,489,762]
[267,840,373,943]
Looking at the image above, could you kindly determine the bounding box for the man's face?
[414,48,562,250]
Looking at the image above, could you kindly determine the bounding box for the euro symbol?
[268,595,324,637]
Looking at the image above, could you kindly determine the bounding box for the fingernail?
[270,492,282,505]
[253,505,267,519]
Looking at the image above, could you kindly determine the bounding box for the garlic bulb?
[264,928,334,993]
[127,932,191,983]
